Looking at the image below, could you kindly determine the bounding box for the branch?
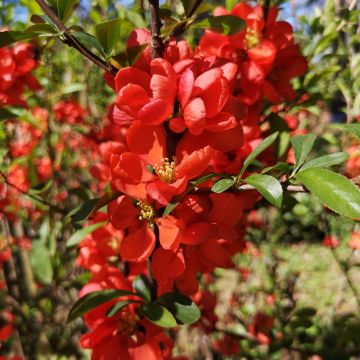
[35,0,117,76]
[0,171,66,215]
[148,0,164,58]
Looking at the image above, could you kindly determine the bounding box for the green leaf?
[163,202,180,217]
[296,168,360,219]
[106,300,138,317]
[67,289,134,322]
[30,240,53,285]
[0,31,39,48]
[71,31,105,57]
[0,108,18,121]
[126,43,148,65]
[140,303,177,328]
[66,221,106,248]
[70,197,100,227]
[95,18,122,56]
[24,24,57,34]
[57,0,78,23]
[193,15,245,35]
[290,134,317,175]
[338,124,360,139]
[133,275,152,302]
[181,0,196,16]
[211,178,235,193]
[239,132,279,178]
[244,174,283,208]
[261,162,290,174]
[300,152,349,172]
[156,292,201,325]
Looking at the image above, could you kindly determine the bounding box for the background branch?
[35,0,118,75]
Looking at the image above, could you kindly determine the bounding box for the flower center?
[245,28,261,49]
[116,312,138,335]
[154,157,176,183]
[137,201,155,222]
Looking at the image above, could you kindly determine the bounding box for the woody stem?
[148,0,164,58]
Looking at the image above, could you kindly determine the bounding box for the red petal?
[201,124,244,151]
[176,144,212,179]
[248,40,277,65]
[150,74,176,103]
[205,112,237,132]
[178,68,194,108]
[151,247,185,281]
[146,177,188,205]
[108,195,139,229]
[184,97,206,135]
[120,224,155,262]
[197,241,233,268]
[115,67,151,94]
[174,194,211,224]
[207,193,243,226]
[156,215,185,249]
[192,68,223,96]
[182,222,218,245]
[220,62,238,82]
[138,99,172,125]
[169,117,186,133]
[200,77,230,117]
[126,121,166,165]
[116,83,150,111]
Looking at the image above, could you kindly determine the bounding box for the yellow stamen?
[245,28,261,49]
[137,201,155,222]
[116,312,138,335]
[154,157,176,183]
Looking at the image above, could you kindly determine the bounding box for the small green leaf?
[291,134,317,175]
[133,275,152,302]
[181,0,196,16]
[261,162,290,174]
[244,174,283,208]
[211,178,235,193]
[72,31,105,57]
[156,292,201,325]
[240,132,279,177]
[95,18,122,56]
[163,202,180,217]
[106,300,138,317]
[0,108,19,120]
[30,240,53,285]
[300,152,349,172]
[339,124,360,139]
[126,43,148,65]
[140,303,177,328]
[67,289,134,322]
[24,24,57,34]
[0,31,39,48]
[66,221,106,248]
[193,15,245,35]
[296,168,360,219]
[70,197,100,227]
[57,0,78,23]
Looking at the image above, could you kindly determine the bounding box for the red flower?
[114,59,177,126]
[322,235,339,248]
[110,122,212,204]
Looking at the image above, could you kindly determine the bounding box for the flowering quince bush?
[0,0,360,358]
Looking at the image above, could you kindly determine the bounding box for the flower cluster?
[75,3,308,359]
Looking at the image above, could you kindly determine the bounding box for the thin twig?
[0,171,66,214]
[35,0,117,75]
[330,247,360,311]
